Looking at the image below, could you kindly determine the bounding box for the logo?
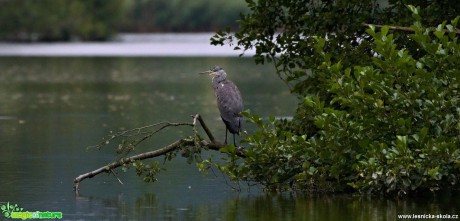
[1,202,62,220]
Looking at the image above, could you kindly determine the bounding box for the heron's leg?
[224,128,228,144]
[233,134,237,147]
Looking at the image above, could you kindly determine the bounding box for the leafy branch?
[362,23,460,34]
[73,113,245,194]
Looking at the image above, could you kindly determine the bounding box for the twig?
[110,169,124,185]
[362,23,415,33]
[362,23,460,34]
[87,122,193,150]
[194,114,216,142]
[131,122,193,147]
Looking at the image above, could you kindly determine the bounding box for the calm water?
[0,57,458,220]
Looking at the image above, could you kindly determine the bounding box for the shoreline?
[0,33,254,57]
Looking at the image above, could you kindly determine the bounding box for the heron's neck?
[212,76,226,84]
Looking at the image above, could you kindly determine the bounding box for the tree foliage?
[0,0,249,41]
[211,1,460,195]
[120,0,248,32]
[0,0,125,41]
[0,0,126,41]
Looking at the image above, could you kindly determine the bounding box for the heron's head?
[199,65,227,83]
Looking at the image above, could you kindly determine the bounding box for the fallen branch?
[73,113,245,193]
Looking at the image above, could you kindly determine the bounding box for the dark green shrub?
[216,6,460,195]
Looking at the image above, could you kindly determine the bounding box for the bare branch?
[192,113,215,142]
[110,169,124,185]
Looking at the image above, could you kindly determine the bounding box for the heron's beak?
[199,70,217,76]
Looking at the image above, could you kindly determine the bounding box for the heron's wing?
[214,80,243,133]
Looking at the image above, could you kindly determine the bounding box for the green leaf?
[407,5,417,14]
[381,25,390,36]
[219,144,235,154]
[428,167,440,180]
[396,135,407,145]
[434,30,445,40]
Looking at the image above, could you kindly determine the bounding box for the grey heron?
[200,66,243,146]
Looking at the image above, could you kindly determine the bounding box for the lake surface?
[0,56,458,220]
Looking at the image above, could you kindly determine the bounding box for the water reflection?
[67,191,460,220]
